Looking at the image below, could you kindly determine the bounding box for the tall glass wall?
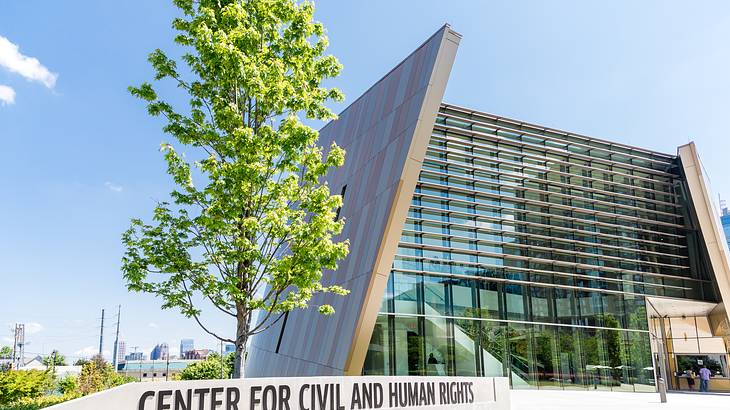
[363,272,655,391]
[363,105,717,391]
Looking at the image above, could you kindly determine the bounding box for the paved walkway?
[511,390,730,410]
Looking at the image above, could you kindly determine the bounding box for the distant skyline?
[3,0,730,359]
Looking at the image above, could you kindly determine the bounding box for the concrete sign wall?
[50,376,509,410]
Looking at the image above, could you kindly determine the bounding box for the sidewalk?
[511,389,730,410]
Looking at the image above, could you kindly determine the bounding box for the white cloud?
[0,84,14,105]
[74,346,97,357]
[104,181,123,192]
[148,322,159,329]
[0,36,57,88]
[24,322,43,335]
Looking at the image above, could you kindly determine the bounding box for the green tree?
[76,356,134,395]
[0,346,12,359]
[178,353,235,380]
[123,0,349,378]
[41,351,66,368]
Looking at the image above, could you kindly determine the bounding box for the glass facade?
[362,104,718,391]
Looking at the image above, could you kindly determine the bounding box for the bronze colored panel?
[246,25,462,376]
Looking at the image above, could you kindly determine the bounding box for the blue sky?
[2,0,730,360]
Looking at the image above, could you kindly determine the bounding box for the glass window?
[479,321,507,377]
[478,281,501,320]
[628,331,655,391]
[393,272,420,315]
[363,315,391,375]
[504,284,527,321]
[554,289,577,325]
[557,327,586,389]
[577,291,603,327]
[601,293,626,329]
[507,323,536,388]
[530,286,553,322]
[393,316,423,376]
[581,327,611,390]
[676,354,728,378]
[451,279,476,318]
[533,325,560,389]
[424,317,450,376]
[453,319,478,376]
[423,275,449,316]
[624,295,648,331]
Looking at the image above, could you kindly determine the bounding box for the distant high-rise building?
[224,344,235,355]
[150,343,169,360]
[125,351,146,361]
[116,341,126,365]
[179,339,194,357]
[182,349,211,360]
[720,202,730,245]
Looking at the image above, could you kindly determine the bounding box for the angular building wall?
[246,25,461,377]
[678,143,730,340]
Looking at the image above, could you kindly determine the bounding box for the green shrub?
[0,371,54,405]
[56,375,77,395]
[178,353,234,380]
[0,393,80,410]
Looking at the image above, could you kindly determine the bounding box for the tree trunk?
[233,309,248,378]
[233,340,247,378]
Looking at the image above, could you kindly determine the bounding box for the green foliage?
[178,353,234,380]
[0,346,11,359]
[41,352,66,368]
[56,375,77,395]
[0,371,54,405]
[124,0,349,377]
[0,358,131,409]
[0,394,79,410]
[76,357,134,395]
[72,359,89,366]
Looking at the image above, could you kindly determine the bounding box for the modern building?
[247,25,730,393]
[150,343,169,360]
[224,344,235,355]
[117,359,200,382]
[720,205,730,246]
[125,351,146,361]
[179,338,194,357]
[182,349,211,360]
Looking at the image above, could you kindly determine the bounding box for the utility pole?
[98,309,105,357]
[11,324,25,370]
[10,325,17,370]
[112,305,121,370]
[220,340,224,379]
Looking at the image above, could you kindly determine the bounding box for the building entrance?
[647,298,730,392]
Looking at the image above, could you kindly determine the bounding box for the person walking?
[685,369,695,391]
[699,365,712,392]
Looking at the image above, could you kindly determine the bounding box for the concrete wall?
[48,376,510,410]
